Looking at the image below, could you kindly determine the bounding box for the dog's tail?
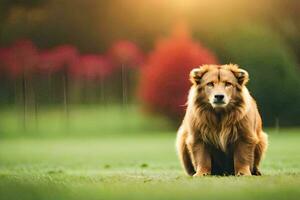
[176,126,196,176]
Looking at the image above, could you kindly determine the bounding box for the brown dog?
[176,64,268,176]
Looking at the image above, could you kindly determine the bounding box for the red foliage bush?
[139,27,218,122]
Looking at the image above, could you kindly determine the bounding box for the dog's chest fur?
[199,124,238,152]
[192,117,239,152]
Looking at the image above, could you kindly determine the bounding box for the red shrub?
[139,26,218,122]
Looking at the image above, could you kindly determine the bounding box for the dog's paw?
[236,169,251,176]
[193,172,210,177]
[236,171,252,176]
[193,170,211,177]
[252,167,262,176]
[235,165,251,176]
[236,172,250,176]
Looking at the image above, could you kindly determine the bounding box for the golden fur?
[176,64,268,176]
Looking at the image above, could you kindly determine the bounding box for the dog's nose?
[214,94,224,101]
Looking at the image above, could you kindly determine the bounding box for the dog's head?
[190,64,249,111]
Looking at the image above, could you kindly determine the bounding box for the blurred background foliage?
[0,0,299,137]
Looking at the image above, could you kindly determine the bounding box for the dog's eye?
[225,82,232,87]
[207,82,214,87]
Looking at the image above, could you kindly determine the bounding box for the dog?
[176,64,268,176]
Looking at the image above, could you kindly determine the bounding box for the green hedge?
[197,25,300,126]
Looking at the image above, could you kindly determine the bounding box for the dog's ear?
[232,68,249,85]
[189,67,207,85]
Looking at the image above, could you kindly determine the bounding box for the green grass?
[0,105,172,137]
[0,130,300,200]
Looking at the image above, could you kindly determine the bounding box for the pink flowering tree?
[107,40,144,104]
[69,54,112,103]
[0,40,39,131]
[37,45,78,100]
[39,45,78,128]
[0,47,15,105]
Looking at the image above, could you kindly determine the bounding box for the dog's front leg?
[234,140,255,176]
[186,136,211,176]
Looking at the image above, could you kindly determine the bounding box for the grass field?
[0,105,172,137]
[1,129,300,200]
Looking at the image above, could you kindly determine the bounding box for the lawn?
[0,129,300,200]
